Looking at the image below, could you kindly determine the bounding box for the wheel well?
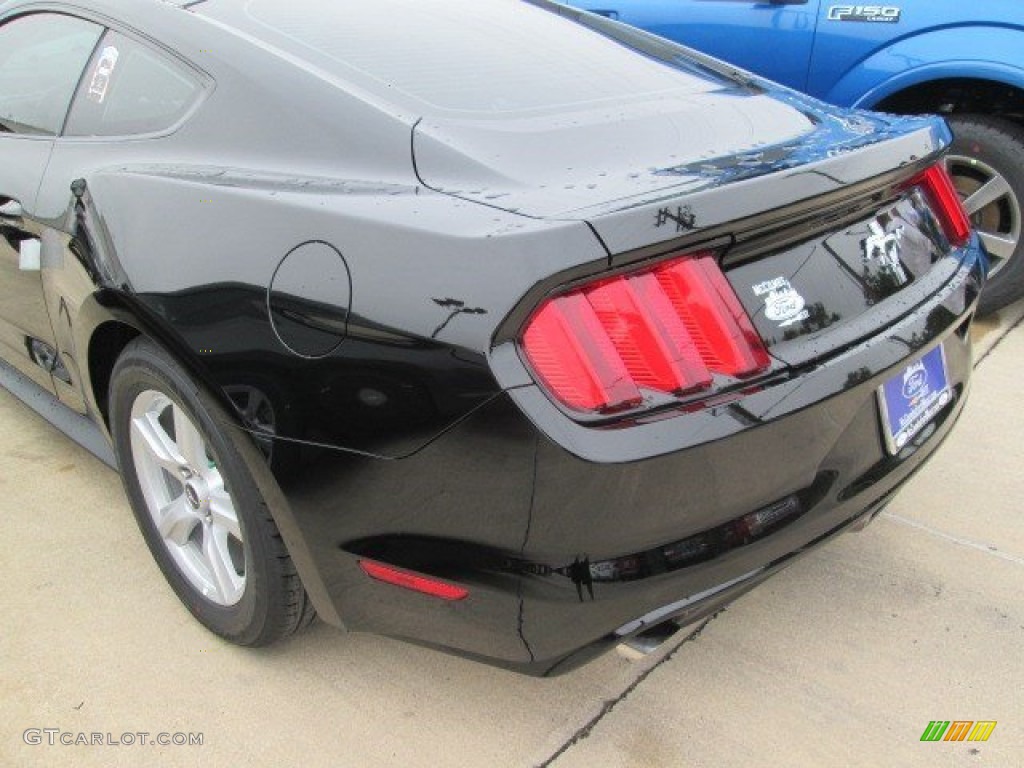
[88,322,139,426]
[874,78,1024,127]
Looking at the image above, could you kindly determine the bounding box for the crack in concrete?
[535,610,724,768]
[882,512,1024,565]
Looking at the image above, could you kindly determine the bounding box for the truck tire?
[946,115,1024,314]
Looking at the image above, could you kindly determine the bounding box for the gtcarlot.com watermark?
[23,729,203,747]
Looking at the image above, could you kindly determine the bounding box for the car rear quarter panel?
[36,150,605,665]
[38,161,605,452]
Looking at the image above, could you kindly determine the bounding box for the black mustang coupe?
[0,0,984,674]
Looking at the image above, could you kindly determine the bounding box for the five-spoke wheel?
[129,389,246,606]
[110,337,314,645]
[947,115,1024,314]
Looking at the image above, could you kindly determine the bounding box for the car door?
[564,0,822,91]
[0,12,103,392]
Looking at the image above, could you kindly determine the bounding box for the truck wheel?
[109,337,314,645]
[946,115,1024,314]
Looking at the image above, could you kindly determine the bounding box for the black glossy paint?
[0,0,985,674]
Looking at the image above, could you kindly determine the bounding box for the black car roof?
[189,0,725,117]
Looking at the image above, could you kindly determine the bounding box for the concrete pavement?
[2,303,1022,768]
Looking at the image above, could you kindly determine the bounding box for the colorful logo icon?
[920,721,997,742]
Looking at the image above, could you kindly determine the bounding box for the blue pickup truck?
[562,1,1024,313]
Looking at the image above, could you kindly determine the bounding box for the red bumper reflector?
[521,251,769,414]
[912,164,972,247]
[358,560,469,601]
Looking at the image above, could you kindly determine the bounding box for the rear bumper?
[519,378,966,674]
[254,239,983,675]
[541,495,896,676]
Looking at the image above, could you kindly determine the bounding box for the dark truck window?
[0,14,103,135]
[65,31,202,137]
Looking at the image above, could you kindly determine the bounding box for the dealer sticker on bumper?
[878,346,952,454]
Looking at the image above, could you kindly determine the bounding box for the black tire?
[109,337,314,645]
[946,115,1024,314]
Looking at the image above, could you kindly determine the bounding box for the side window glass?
[0,14,103,135]
[65,31,202,137]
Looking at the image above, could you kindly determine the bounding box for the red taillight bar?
[522,294,642,412]
[520,251,770,414]
[358,560,469,601]
[909,163,972,247]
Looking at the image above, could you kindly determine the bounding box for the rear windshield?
[198,0,730,114]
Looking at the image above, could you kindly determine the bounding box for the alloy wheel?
[128,390,246,606]
[944,154,1021,278]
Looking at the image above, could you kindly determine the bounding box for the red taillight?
[358,560,469,601]
[911,164,971,247]
[521,251,770,414]
[522,294,642,412]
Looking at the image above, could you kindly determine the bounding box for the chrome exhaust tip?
[615,620,681,660]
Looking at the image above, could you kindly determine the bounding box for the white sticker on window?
[87,46,120,104]
[753,276,809,328]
